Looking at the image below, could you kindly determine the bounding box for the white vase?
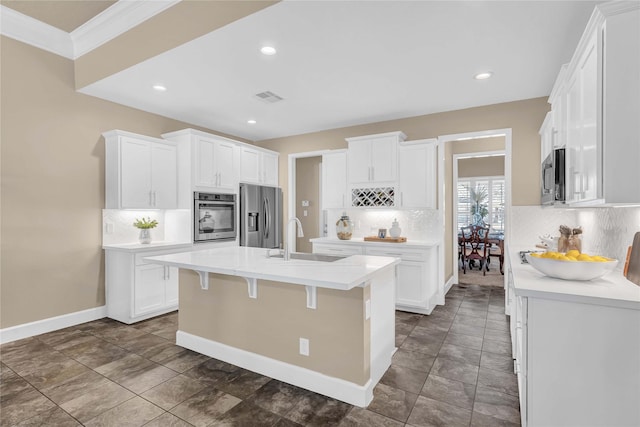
[139,228,152,244]
[389,218,402,238]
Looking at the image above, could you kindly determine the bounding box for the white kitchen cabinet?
[105,247,179,324]
[538,112,553,163]
[194,137,236,191]
[322,150,348,209]
[397,139,437,208]
[312,240,439,314]
[555,3,640,205]
[346,131,405,186]
[162,128,238,193]
[240,146,279,186]
[312,242,363,257]
[104,130,178,209]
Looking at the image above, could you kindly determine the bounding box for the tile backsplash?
[325,208,441,241]
[511,205,640,267]
[102,209,191,245]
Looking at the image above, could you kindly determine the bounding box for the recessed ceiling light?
[260,46,276,55]
[474,72,493,80]
[152,84,167,91]
[247,119,257,125]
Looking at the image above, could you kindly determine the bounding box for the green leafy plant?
[133,217,158,229]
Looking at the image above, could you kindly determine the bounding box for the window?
[457,177,505,233]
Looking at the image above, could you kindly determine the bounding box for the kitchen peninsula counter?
[143,246,399,407]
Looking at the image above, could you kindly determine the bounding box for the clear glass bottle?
[336,212,354,240]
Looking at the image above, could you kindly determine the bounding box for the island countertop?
[143,246,400,291]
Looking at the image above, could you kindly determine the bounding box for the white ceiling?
[79,1,601,142]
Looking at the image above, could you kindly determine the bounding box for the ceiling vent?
[254,91,284,103]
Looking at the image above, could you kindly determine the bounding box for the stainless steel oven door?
[194,194,236,242]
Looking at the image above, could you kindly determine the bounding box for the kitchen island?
[143,246,400,407]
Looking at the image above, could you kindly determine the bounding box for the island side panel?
[178,270,370,385]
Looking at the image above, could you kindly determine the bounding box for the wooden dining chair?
[460,225,490,275]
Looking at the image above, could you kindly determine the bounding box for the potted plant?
[133,217,158,244]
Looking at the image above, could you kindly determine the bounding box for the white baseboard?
[444,276,455,294]
[0,305,107,344]
[177,331,375,407]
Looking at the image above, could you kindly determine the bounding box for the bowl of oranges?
[525,250,618,281]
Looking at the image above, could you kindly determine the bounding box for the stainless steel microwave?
[541,148,565,205]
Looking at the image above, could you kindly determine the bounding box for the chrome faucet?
[284,217,304,261]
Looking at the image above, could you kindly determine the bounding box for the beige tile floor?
[0,284,519,426]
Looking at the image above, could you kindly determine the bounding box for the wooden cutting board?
[364,236,407,243]
[626,232,640,286]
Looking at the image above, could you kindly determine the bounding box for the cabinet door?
[370,136,397,183]
[580,37,599,202]
[398,141,436,208]
[261,151,279,186]
[539,112,554,163]
[151,143,178,208]
[215,140,237,190]
[347,140,371,183]
[120,138,152,208]
[395,261,426,308]
[322,151,348,209]
[164,266,179,306]
[565,72,581,203]
[240,147,260,183]
[134,264,166,317]
[195,138,216,187]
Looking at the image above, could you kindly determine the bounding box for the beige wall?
[179,270,370,385]
[295,156,322,253]
[0,37,242,328]
[458,155,505,178]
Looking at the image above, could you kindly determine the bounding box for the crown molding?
[71,0,181,58]
[0,0,180,60]
[0,5,74,58]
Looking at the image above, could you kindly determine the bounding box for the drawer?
[365,247,427,262]
[313,243,363,256]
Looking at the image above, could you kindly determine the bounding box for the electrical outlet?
[303,210,308,217]
[105,223,114,234]
[299,338,309,356]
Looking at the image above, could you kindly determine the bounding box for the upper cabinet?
[104,130,178,209]
[550,3,640,206]
[239,146,279,186]
[347,131,405,186]
[162,129,238,193]
[397,139,437,209]
[322,150,348,209]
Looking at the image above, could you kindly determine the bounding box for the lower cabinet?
[105,249,179,324]
[312,241,438,314]
[507,252,640,427]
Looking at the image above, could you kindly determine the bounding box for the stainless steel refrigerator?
[239,183,282,248]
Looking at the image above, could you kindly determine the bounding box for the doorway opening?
[287,150,332,253]
[437,129,512,294]
[455,154,506,287]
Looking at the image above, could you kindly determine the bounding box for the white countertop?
[143,246,400,290]
[509,245,640,310]
[103,241,193,252]
[310,237,440,249]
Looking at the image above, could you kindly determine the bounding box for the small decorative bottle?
[336,212,354,240]
[389,218,402,238]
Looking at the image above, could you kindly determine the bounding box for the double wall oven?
[193,192,236,243]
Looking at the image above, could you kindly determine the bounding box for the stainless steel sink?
[269,252,346,262]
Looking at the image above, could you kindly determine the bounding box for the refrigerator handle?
[263,197,270,239]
